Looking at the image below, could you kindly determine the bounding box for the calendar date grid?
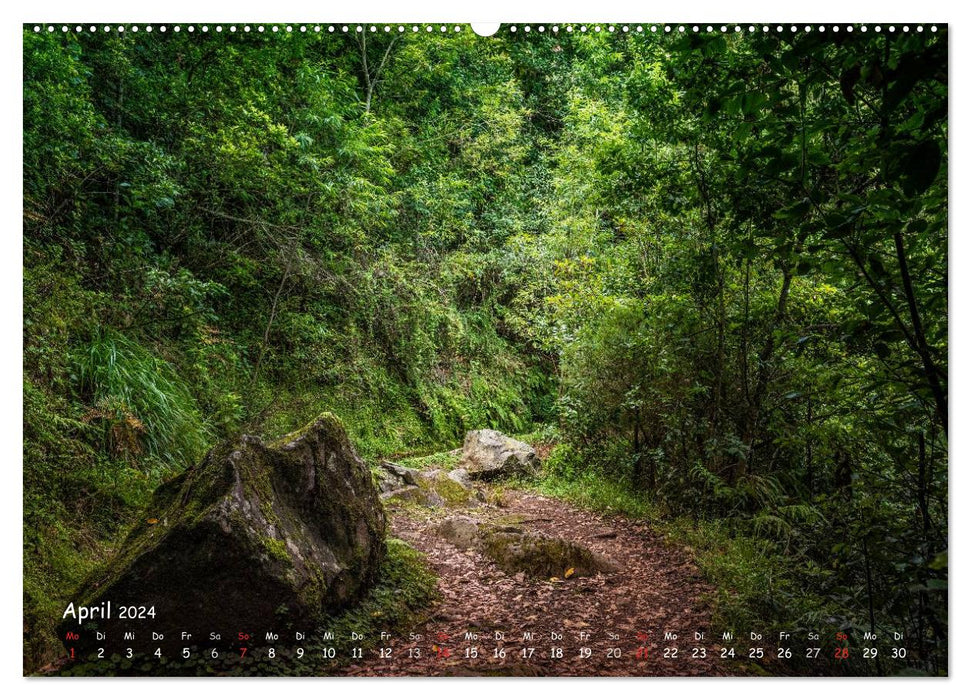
[63,626,911,669]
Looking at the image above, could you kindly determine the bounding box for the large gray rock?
[375,460,420,493]
[59,413,386,654]
[460,429,539,480]
[435,515,481,550]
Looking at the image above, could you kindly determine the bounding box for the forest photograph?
[22,23,947,677]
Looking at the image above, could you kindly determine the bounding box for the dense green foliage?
[532,28,947,674]
[24,26,946,675]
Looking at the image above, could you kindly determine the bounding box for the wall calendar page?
[20,9,950,685]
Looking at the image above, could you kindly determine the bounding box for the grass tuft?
[73,329,210,468]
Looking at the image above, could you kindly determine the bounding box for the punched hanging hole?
[471,23,501,37]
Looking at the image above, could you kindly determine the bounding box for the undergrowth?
[397,450,463,471]
[73,329,210,468]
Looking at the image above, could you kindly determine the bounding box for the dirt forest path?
[343,489,733,677]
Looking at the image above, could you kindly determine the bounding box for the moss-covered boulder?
[59,413,385,653]
[382,469,483,508]
[460,429,539,480]
[480,530,616,579]
[435,517,616,579]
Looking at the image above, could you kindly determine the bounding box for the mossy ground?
[397,449,462,472]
